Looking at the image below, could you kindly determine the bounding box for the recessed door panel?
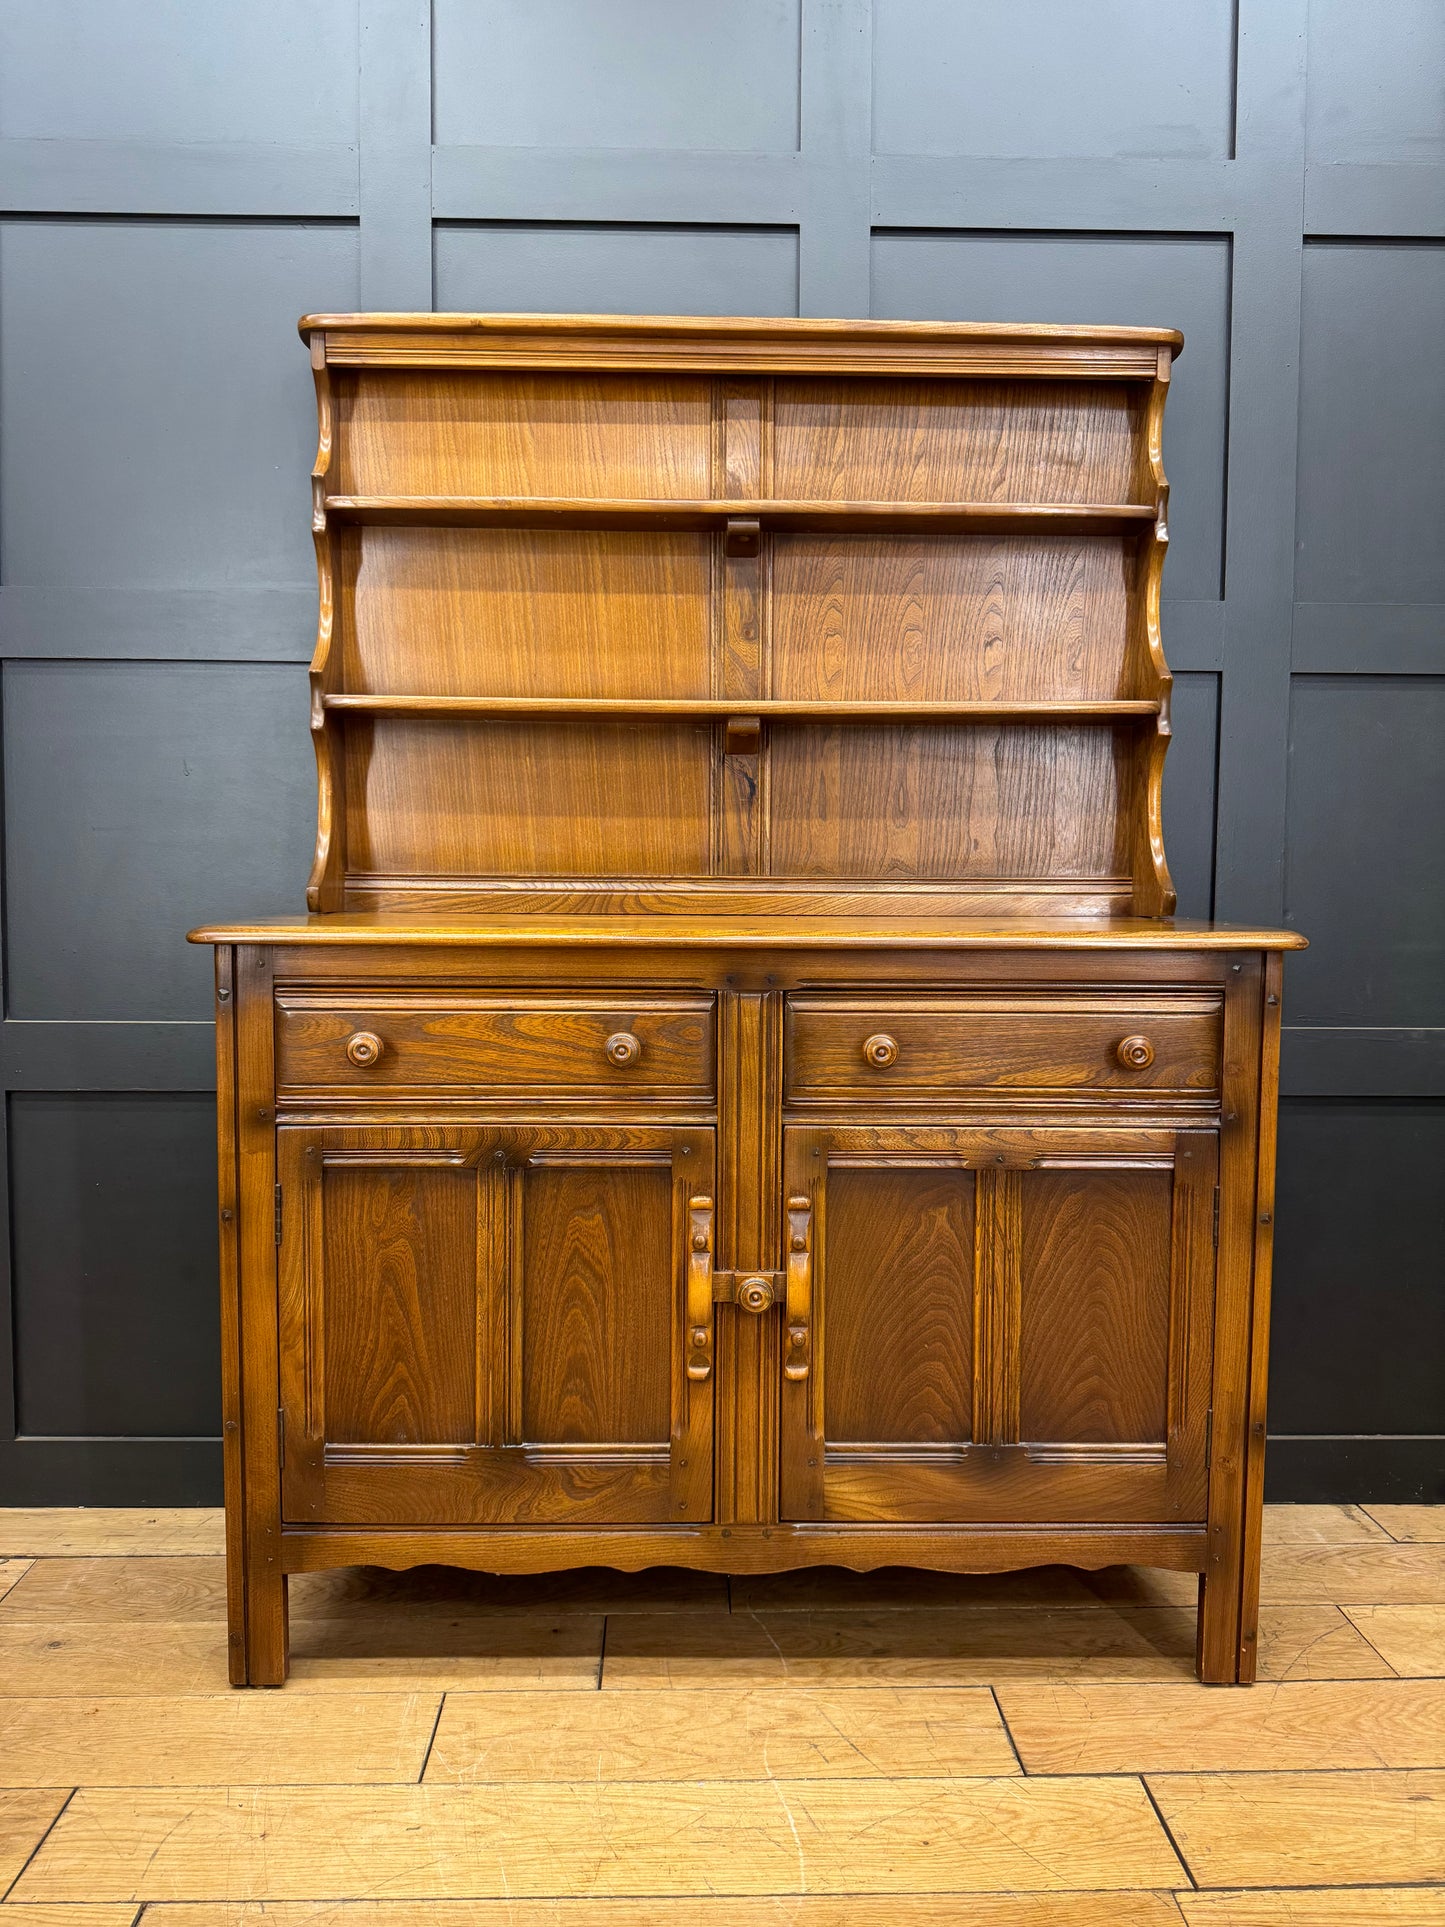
[1018,1168,1172,1445]
[278,1122,713,1526]
[781,1125,1215,1525]
[822,1165,975,1445]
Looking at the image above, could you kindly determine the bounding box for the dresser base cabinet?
[207,931,1288,1688]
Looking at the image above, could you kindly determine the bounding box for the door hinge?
[1212,1185,1220,1249]
[277,1407,286,1471]
[275,1182,283,1245]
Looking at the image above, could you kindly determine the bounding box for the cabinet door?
[780,1126,1216,1525]
[277,1123,713,1526]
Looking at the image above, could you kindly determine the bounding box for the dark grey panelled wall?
[0,1,1440,1503]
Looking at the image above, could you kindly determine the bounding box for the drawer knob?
[736,1274,776,1314]
[604,1030,642,1068]
[1116,1034,1156,1070]
[862,1032,899,1069]
[344,1030,384,1069]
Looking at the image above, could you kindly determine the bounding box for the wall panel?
[434,222,801,317]
[0,0,1436,1500]
[3,662,314,1021]
[10,1093,221,1438]
[432,0,802,153]
[873,0,1235,160]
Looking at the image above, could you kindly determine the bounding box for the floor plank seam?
[987,1684,1028,1774]
[1141,1773,1198,1890]
[416,1691,446,1782]
[0,1784,75,1902]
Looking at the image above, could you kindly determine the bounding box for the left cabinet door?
[276,1123,714,1526]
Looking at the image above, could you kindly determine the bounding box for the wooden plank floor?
[0,1505,1440,1921]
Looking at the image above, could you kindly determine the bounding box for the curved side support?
[305,331,346,912]
[1132,350,1177,916]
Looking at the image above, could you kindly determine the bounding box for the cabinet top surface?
[188,913,1304,951]
[301,311,1184,349]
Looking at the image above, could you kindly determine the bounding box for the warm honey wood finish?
[191,314,1300,1690]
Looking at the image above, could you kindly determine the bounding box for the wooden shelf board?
[323,695,1162,722]
[322,495,1158,535]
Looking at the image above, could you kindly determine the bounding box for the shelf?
[324,695,1161,723]
[322,495,1158,536]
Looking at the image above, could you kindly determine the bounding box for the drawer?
[275,993,715,1097]
[785,993,1221,1101]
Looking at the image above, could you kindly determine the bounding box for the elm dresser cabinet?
[191,312,1304,1687]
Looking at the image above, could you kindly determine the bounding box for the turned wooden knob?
[1116,1034,1156,1070]
[604,1030,642,1067]
[735,1275,776,1314]
[344,1031,383,1068]
[862,1032,899,1069]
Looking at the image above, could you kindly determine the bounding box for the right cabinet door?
[779,1126,1217,1524]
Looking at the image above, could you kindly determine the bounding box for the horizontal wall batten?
[0,1023,218,1091]
[871,156,1245,232]
[1305,164,1445,239]
[0,587,316,662]
[0,1437,222,1506]
[0,138,359,217]
[1280,1027,1445,1098]
[432,148,806,224]
[1267,1436,1445,1505]
[1293,603,1445,675]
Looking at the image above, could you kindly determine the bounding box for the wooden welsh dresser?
[191,312,1304,1686]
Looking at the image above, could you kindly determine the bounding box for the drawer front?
[785,994,1221,1101]
[276,993,715,1097]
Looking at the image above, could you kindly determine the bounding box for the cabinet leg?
[241,1561,289,1687]
[1196,1569,1246,1684]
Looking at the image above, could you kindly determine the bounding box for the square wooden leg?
[241,1559,289,1687]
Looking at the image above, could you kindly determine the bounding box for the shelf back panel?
[343,717,716,878]
[767,721,1133,882]
[771,532,1145,705]
[333,371,714,499]
[339,526,715,699]
[772,378,1150,505]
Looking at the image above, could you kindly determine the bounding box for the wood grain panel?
[0,1616,603,1695]
[1266,1505,1390,1544]
[772,534,1138,702]
[12,1777,1184,1900]
[0,1510,225,1555]
[424,1685,1018,1782]
[600,1605,1207,1686]
[0,1790,70,1892]
[821,1166,974,1445]
[276,993,716,1097]
[0,1691,441,1785]
[334,372,713,498]
[339,526,713,698]
[123,1900,1190,1927]
[1147,1770,1445,1889]
[520,1159,673,1447]
[1344,1606,1445,1676]
[0,1556,34,1599]
[1259,1544,1445,1604]
[321,1158,478,1445]
[345,717,714,877]
[1019,1170,1173,1445]
[998,1678,1445,1773]
[771,379,1147,504]
[1179,1890,1445,1925]
[1365,1507,1445,1544]
[768,723,1129,879]
[785,994,1221,1100]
